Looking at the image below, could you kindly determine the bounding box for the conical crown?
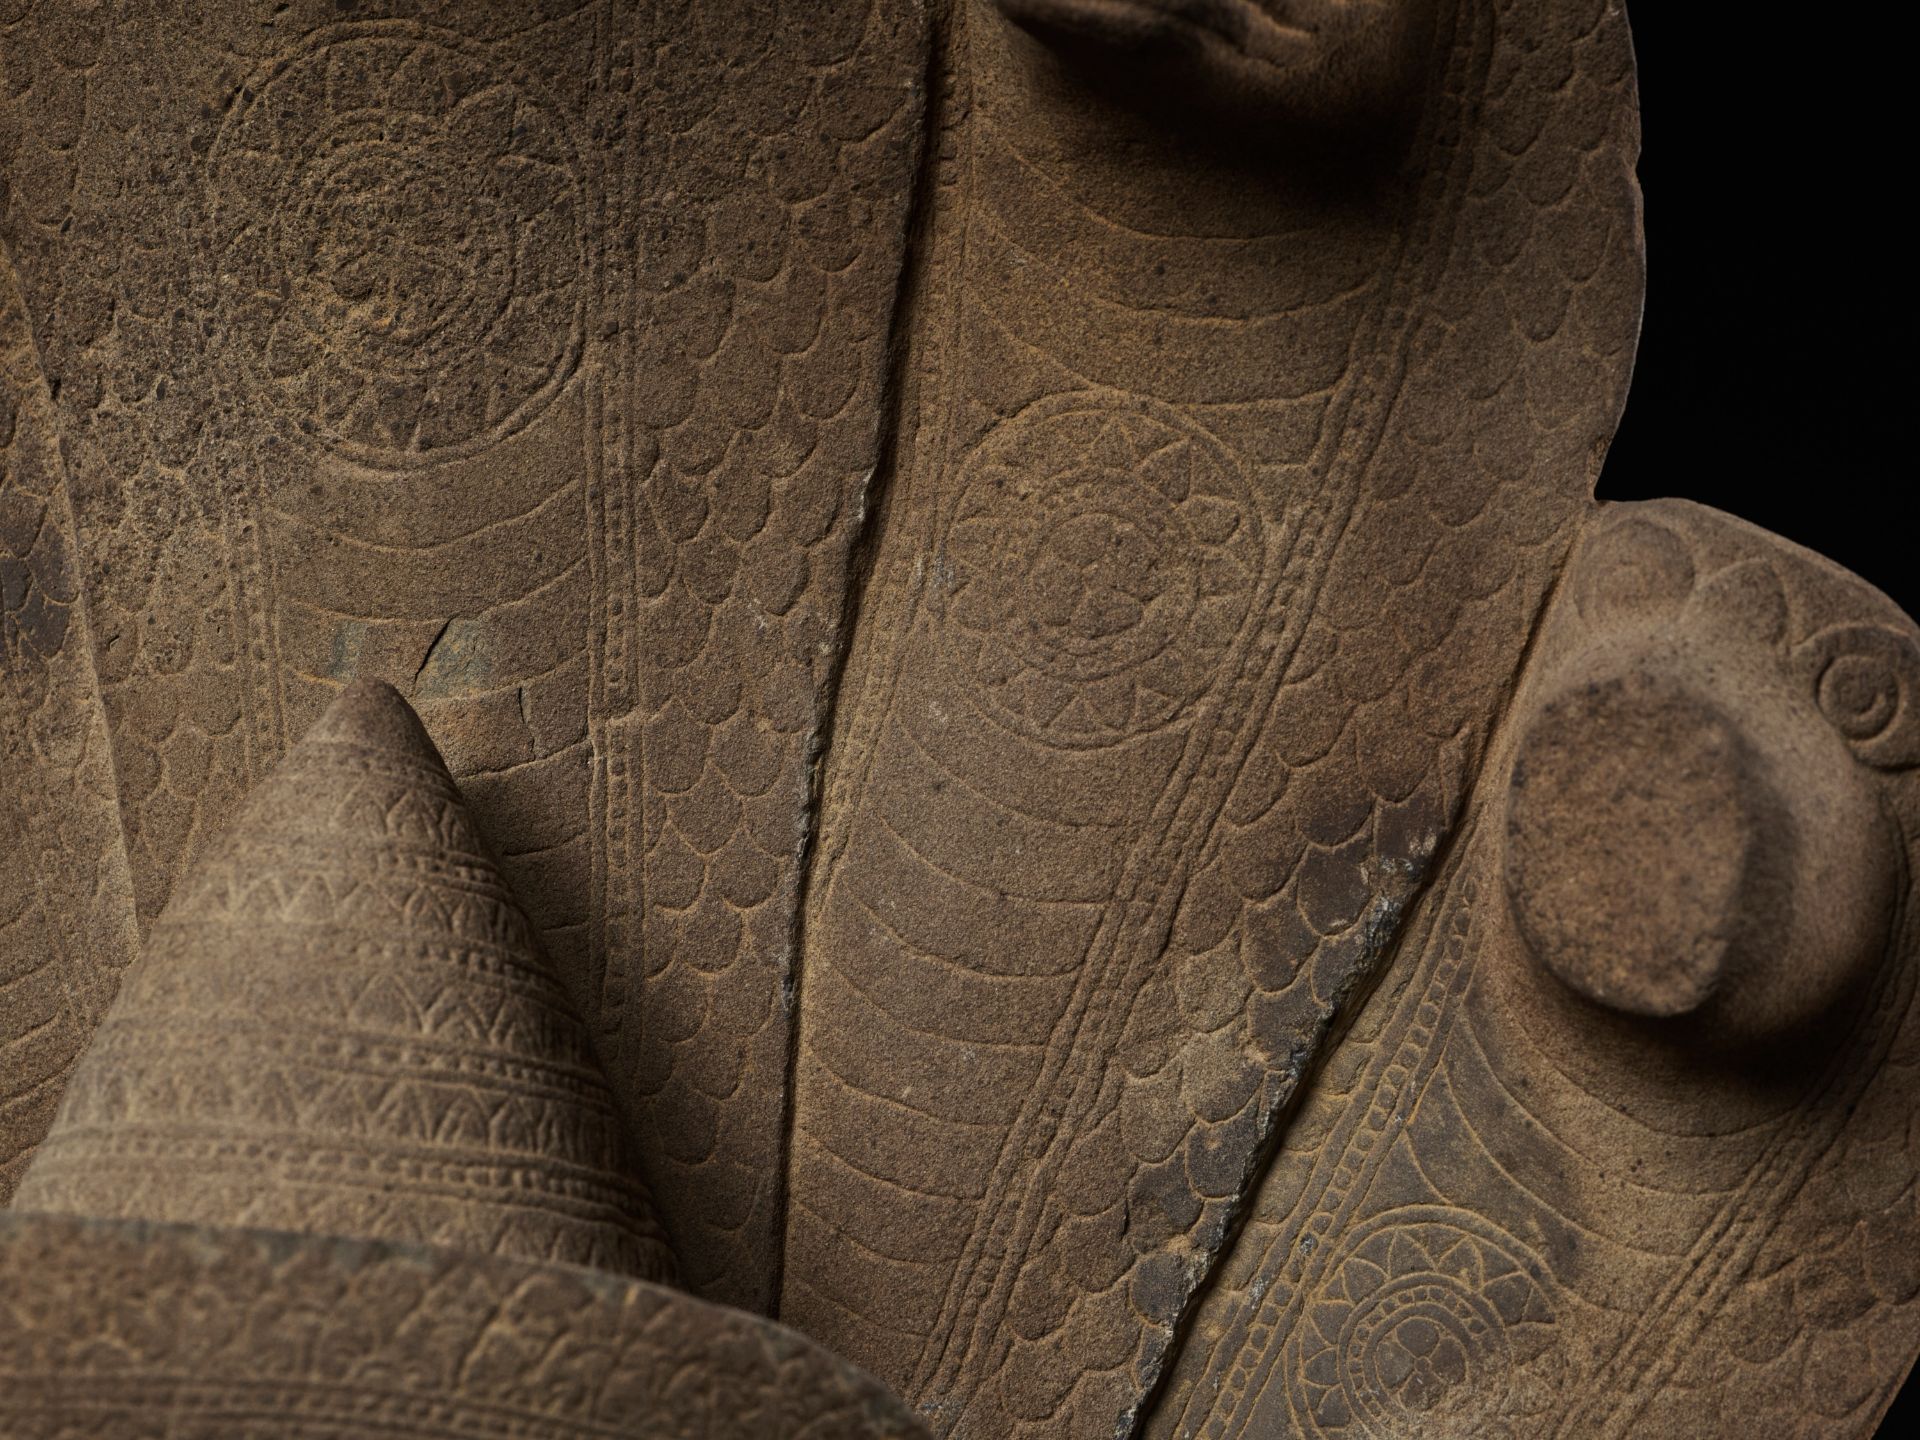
[14,681,677,1284]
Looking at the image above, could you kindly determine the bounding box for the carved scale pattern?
[13,681,677,1286]
[0,0,927,1313]
[1152,503,1920,1439]
[0,243,139,1200]
[783,2,1643,1434]
[0,1210,932,1440]
[612,0,927,1311]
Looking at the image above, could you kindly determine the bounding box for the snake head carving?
[993,0,1442,138]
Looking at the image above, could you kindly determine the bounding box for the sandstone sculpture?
[1,1,1914,1437]
[15,678,680,1283]
[784,0,1645,1427]
[2,678,926,1437]
[0,1209,931,1439]
[1153,505,1920,1438]
[0,0,927,1315]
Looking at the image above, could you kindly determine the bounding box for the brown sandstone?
[0,0,927,1314]
[0,2,1915,1436]
[783,2,1644,1430]
[0,1209,931,1440]
[1153,502,1920,1438]
[13,678,679,1284]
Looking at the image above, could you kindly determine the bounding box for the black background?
[1602,6,1909,607]
[1604,6,1913,1431]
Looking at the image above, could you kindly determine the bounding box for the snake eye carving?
[1796,622,1920,769]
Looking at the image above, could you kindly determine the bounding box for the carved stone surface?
[1153,503,1920,1438]
[783,1,1642,1430]
[0,0,926,1313]
[1,1,1916,1437]
[0,246,140,1200]
[14,679,678,1284]
[0,1209,931,1439]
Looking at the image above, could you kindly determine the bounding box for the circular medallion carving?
[1288,1211,1562,1436]
[936,397,1260,747]
[208,26,587,468]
